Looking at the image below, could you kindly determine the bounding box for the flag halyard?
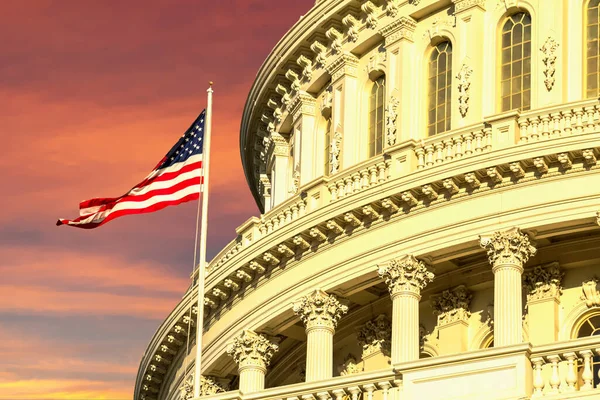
[57,110,206,229]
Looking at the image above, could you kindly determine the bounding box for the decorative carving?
[275,84,291,107]
[386,0,399,17]
[177,372,228,400]
[456,63,473,118]
[378,255,435,297]
[583,149,597,166]
[540,37,559,91]
[285,69,301,92]
[326,52,359,82]
[326,27,343,55]
[289,165,300,194]
[479,227,536,269]
[523,262,563,301]
[292,289,349,330]
[487,167,503,184]
[357,314,391,357]
[309,226,327,242]
[464,172,480,189]
[338,354,363,375]
[442,178,459,195]
[297,54,313,82]
[409,0,421,4]
[361,2,378,29]
[581,278,600,308]
[227,330,278,370]
[310,40,327,69]
[342,15,360,43]
[400,191,418,207]
[385,96,399,146]
[329,124,343,174]
[533,157,548,174]
[431,285,472,325]
[558,153,572,170]
[321,88,333,117]
[453,0,486,13]
[378,17,417,45]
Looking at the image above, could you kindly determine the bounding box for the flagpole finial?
[209,81,214,86]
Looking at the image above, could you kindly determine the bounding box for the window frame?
[368,75,386,158]
[427,40,453,136]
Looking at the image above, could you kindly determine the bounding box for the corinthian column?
[480,227,536,347]
[292,289,348,381]
[226,330,278,393]
[378,255,434,364]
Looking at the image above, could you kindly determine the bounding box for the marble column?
[378,255,434,364]
[292,289,348,381]
[523,262,563,345]
[226,330,278,393]
[431,285,472,355]
[480,227,536,347]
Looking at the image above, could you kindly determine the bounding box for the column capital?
[378,16,417,46]
[179,372,228,399]
[326,52,359,82]
[292,289,349,331]
[479,227,536,270]
[226,330,278,371]
[523,262,563,302]
[357,314,391,357]
[289,91,317,124]
[378,254,434,298]
[431,285,472,326]
[452,0,486,14]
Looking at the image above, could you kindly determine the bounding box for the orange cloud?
[0,379,131,400]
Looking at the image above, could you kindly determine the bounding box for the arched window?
[576,314,600,387]
[368,76,385,157]
[324,117,332,176]
[500,12,532,111]
[586,0,600,98]
[427,41,453,136]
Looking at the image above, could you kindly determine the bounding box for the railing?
[530,335,600,397]
[197,369,397,400]
[414,123,491,170]
[518,99,600,143]
[258,197,307,236]
[327,156,392,202]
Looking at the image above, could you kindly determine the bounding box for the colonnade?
[225,227,537,393]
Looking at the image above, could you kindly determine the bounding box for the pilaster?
[480,227,536,347]
[356,314,391,370]
[378,17,417,142]
[269,133,290,206]
[292,289,348,381]
[451,0,485,127]
[523,262,563,345]
[289,92,317,185]
[378,255,434,364]
[226,330,278,393]
[431,285,472,355]
[326,52,359,170]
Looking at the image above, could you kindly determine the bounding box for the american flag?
[57,110,206,229]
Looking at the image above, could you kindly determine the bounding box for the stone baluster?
[416,147,425,169]
[547,355,561,394]
[531,357,545,396]
[563,110,573,135]
[293,289,348,381]
[480,227,536,346]
[580,350,594,390]
[563,352,577,392]
[226,330,278,393]
[378,255,434,363]
[378,382,392,400]
[541,115,551,138]
[363,384,376,400]
[425,145,434,167]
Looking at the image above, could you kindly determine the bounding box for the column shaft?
[306,327,334,381]
[493,265,523,346]
[239,367,265,394]
[392,292,420,363]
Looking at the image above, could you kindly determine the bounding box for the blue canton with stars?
[157,110,205,170]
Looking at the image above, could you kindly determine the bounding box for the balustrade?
[327,157,391,202]
[530,336,600,397]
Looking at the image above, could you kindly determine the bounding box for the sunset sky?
[0,1,313,398]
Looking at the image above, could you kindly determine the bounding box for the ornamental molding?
[338,354,363,376]
[356,314,391,357]
[457,63,473,118]
[342,14,360,43]
[540,37,559,91]
[326,27,344,55]
[361,1,378,30]
[270,133,289,157]
[292,289,349,331]
[310,40,327,70]
[178,372,228,400]
[289,165,300,195]
[479,227,536,270]
[377,255,435,297]
[385,95,399,146]
[378,16,417,46]
[431,285,472,326]
[329,124,343,174]
[425,15,456,42]
[326,52,359,82]
[366,49,387,79]
[289,91,316,124]
[285,69,301,93]
[452,0,486,13]
[581,278,600,308]
[523,262,563,302]
[226,330,278,370]
[297,54,313,82]
[386,0,399,17]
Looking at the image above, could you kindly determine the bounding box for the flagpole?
[193,82,213,398]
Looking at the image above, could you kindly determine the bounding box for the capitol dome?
[135,0,600,399]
